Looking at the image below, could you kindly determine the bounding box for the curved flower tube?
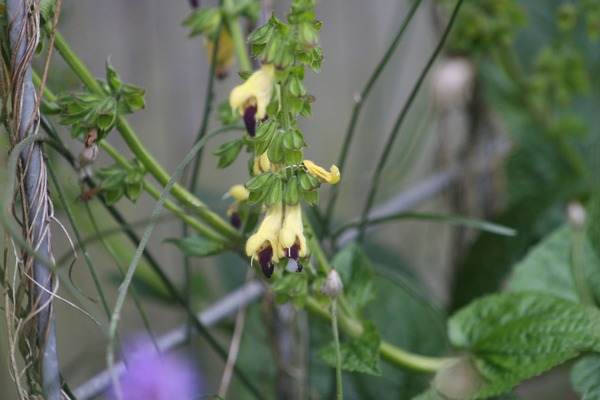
[226,184,249,228]
[279,204,307,272]
[303,160,341,184]
[252,152,271,175]
[246,202,283,278]
[229,63,275,136]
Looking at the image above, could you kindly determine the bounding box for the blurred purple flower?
[189,0,199,8]
[110,338,202,400]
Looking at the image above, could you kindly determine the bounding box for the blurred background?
[2,0,598,398]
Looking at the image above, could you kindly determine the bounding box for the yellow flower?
[226,185,249,228]
[303,160,341,184]
[229,64,275,137]
[203,29,235,80]
[246,203,283,278]
[252,152,271,175]
[229,184,249,202]
[278,204,307,272]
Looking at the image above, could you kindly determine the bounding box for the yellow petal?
[303,160,341,185]
[229,64,275,119]
[245,203,283,262]
[252,152,271,175]
[229,184,249,202]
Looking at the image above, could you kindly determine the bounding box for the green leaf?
[284,176,300,206]
[166,235,226,258]
[103,186,125,205]
[183,7,222,37]
[571,353,600,400]
[331,243,376,313]
[319,321,382,376]
[125,181,143,202]
[271,272,308,308]
[446,292,600,398]
[300,189,319,205]
[586,192,600,262]
[264,177,283,208]
[507,224,600,303]
[212,140,244,169]
[267,130,285,163]
[121,84,146,112]
[245,172,273,191]
[106,58,123,93]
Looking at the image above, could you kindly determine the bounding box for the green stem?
[305,297,451,374]
[357,0,465,242]
[99,138,228,243]
[331,299,343,400]
[224,0,252,71]
[571,225,594,306]
[324,0,423,232]
[51,30,240,241]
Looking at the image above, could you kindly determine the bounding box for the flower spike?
[229,64,275,136]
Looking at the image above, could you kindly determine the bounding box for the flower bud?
[567,201,586,230]
[322,269,343,299]
[431,57,475,110]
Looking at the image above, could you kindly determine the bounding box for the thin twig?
[324,0,423,232]
[218,269,254,398]
[357,0,465,241]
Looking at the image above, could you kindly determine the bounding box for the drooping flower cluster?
[220,6,340,279]
[245,203,307,278]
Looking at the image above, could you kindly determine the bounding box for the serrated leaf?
[331,243,376,313]
[319,321,382,376]
[166,235,226,258]
[447,292,600,398]
[571,353,600,400]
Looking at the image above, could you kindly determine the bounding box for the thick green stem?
[51,30,239,240]
[305,297,452,374]
[224,0,252,71]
